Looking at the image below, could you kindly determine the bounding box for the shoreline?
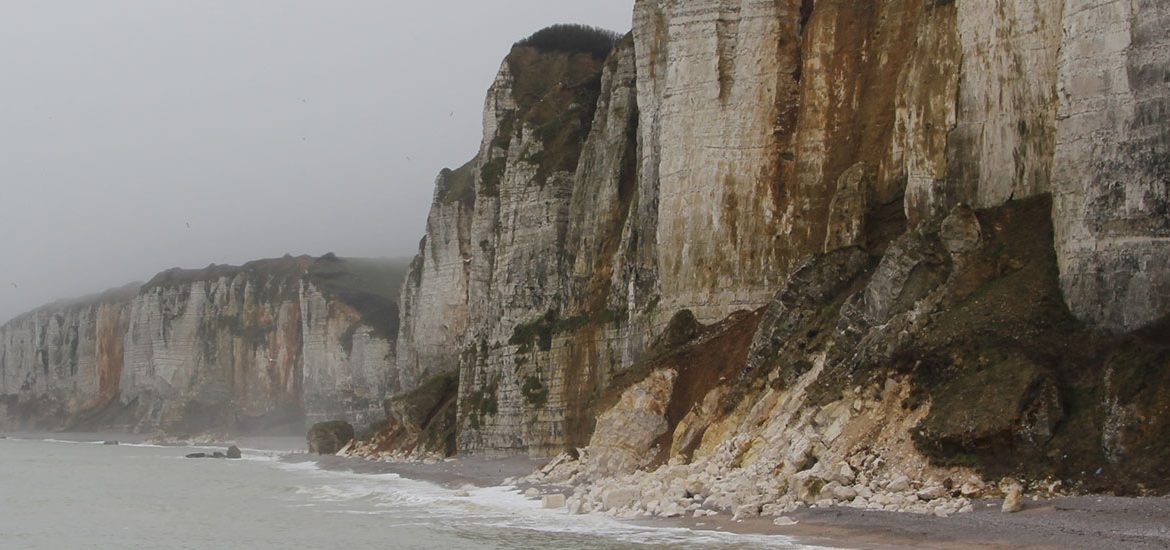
[291,453,548,489]
[305,452,1170,550]
[648,495,1170,550]
[8,434,1168,549]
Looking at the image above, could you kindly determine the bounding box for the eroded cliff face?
[457,45,616,455]
[394,167,474,394]
[1053,0,1170,332]
[0,256,406,433]
[387,0,1170,504]
[634,1,805,323]
[387,36,650,456]
[0,287,136,430]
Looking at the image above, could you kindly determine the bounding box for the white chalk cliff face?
[0,256,403,433]
[4,0,1168,500]
[394,169,473,394]
[0,287,135,430]
[1053,0,1170,332]
[389,0,1170,499]
[634,1,806,324]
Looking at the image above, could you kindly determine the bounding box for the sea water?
[0,436,821,549]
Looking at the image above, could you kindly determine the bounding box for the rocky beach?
[300,449,1170,549]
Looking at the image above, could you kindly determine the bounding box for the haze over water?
[0,436,814,549]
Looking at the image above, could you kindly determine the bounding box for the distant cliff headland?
[4,0,1169,520]
[0,255,409,434]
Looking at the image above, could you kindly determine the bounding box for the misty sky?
[0,1,633,322]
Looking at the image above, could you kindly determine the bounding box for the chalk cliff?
[383,0,1170,505]
[0,255,407,434]
[5,0,1168,512]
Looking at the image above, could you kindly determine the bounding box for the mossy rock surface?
[385,372,458,431]
[898,197,1170,493]
[419,397,457,457]
[307,420,354,455]
[307,256,411,343]
[435,158,477,206]
[914,353,1062,457]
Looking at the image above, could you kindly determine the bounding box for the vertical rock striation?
[391,0,1170,477]
[634,0,805,323]
[7,0,1168,495]
[456,40,617,455]
[1053,0,1170,332]
[0,286,136,430]
[394,165,474,393]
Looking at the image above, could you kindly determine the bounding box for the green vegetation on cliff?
[139,254,410,346]
[309,254,411,343]
[435,159,477,206]
[514,24,622,60]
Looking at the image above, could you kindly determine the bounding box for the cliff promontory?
[0,255,408,434]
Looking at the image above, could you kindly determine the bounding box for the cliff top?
[144,255,410,340]
[4,281,143,325]
[3,255,412,339]
[513,24,622,60]
[308,255,412,342]
[435,159,477,206]
[142,254,409,295]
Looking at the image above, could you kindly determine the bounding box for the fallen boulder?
[1002,483,1024,513]
[542,494,566,509]
[307,420,355,455]
[601,486,639,510]
[226,445,242,459]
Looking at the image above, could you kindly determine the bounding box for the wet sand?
[290,453,548,489]
[297,453,1170,549]
[666,496,1170,549]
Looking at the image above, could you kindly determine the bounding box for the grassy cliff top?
[3,282,144,326]
[142,254,409,296]
[307,254,411,305]
[514,24,622,60]
[434,158,477,206]
[307,255,412,341]
[114,254,410,342]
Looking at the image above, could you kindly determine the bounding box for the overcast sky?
[0,1,633,322]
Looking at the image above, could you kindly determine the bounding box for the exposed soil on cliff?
[582,309,763,466]
[353,371,458,458]
[898,197,1170,494]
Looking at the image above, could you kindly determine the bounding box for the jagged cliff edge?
[364,0,1170,517]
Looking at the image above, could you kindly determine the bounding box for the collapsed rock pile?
[526,445,979,520]
[522,366,996,520]
[338,437,446,465]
